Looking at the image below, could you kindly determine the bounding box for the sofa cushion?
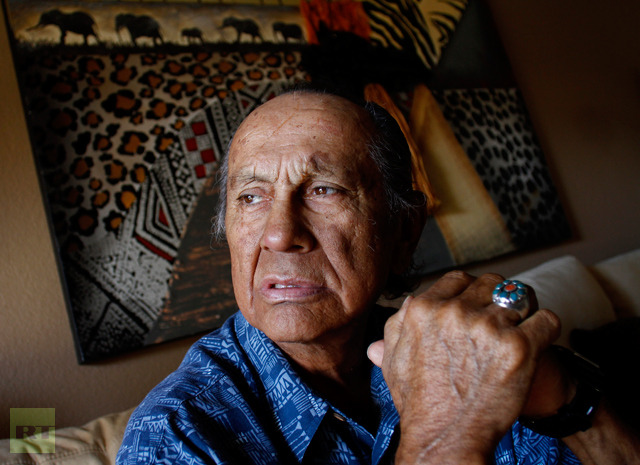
[590,248,640,319]
[511,255,616,347]
[0,408,132,465]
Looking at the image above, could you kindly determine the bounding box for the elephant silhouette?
[28,9,99,45]
[220,17,262,43]
[181,27,204,44]
[272,22,303,43]
[115,13,163,46]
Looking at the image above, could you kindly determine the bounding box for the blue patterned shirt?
[117,311,581,464]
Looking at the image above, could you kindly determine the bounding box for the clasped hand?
[367,271,568,463]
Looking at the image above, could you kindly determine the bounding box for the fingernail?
[401,295,413,308]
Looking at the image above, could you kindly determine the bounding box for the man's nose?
[260,198,315,253]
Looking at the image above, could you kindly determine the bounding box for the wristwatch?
[519,345,604,439]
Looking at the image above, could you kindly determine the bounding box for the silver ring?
[492,279,530,311]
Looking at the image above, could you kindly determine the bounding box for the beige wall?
[0,8,200,438]
[1,0,639,438]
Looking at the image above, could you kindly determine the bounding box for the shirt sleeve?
[116,406,236,465]
[493,420,582,465]
[115,374,277,465]
[116,407,167,464]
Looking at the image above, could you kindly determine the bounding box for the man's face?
[225,93,401,347]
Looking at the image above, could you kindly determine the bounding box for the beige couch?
[0,409,133,465]
[2,249,638,465]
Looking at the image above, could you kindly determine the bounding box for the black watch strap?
[519,345,604,439]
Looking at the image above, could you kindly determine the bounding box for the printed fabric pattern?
[117,311,582,465]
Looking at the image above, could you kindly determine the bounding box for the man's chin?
[243,303,336,344]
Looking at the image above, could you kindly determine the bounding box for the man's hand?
[367,271,561,464]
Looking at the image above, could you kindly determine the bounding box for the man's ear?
[390,191,428,275]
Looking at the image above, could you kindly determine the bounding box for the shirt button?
[333,412,346,422]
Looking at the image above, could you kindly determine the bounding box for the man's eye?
[311,186,337,196]
[238,194,261,205]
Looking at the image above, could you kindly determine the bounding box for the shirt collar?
[235,310,400,463]
[235,313,330,462]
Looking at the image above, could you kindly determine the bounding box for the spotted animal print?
[19,50,305,257]
[432,88,570,250]
[17,49,306,360]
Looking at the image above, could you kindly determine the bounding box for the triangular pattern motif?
[66,83,290,360]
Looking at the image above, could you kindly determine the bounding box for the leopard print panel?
[18,50,306,257]
[432,88,570,250]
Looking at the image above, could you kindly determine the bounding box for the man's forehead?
[228,152,344,186]
[237,92,371,135]
[228,94,378,186]
[227,92,375,171]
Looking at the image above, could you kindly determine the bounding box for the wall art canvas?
[3,0,569,362]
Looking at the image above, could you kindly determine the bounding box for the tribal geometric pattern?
[17,49,306,361]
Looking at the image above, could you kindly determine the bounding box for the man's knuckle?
[470,314,501,338]
[502,333,531,368]
[538,308,561,329]
[442,270,473,283]
[479,272,505,286]
[403,304,432,328]
[383,314,401,336]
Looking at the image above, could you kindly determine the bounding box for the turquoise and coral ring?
[492,279,530,311]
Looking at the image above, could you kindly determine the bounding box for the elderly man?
[118,90,637,464]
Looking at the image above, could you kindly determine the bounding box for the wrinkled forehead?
[229,92,375,157]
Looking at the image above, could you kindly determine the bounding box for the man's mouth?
[261,278,325,302]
